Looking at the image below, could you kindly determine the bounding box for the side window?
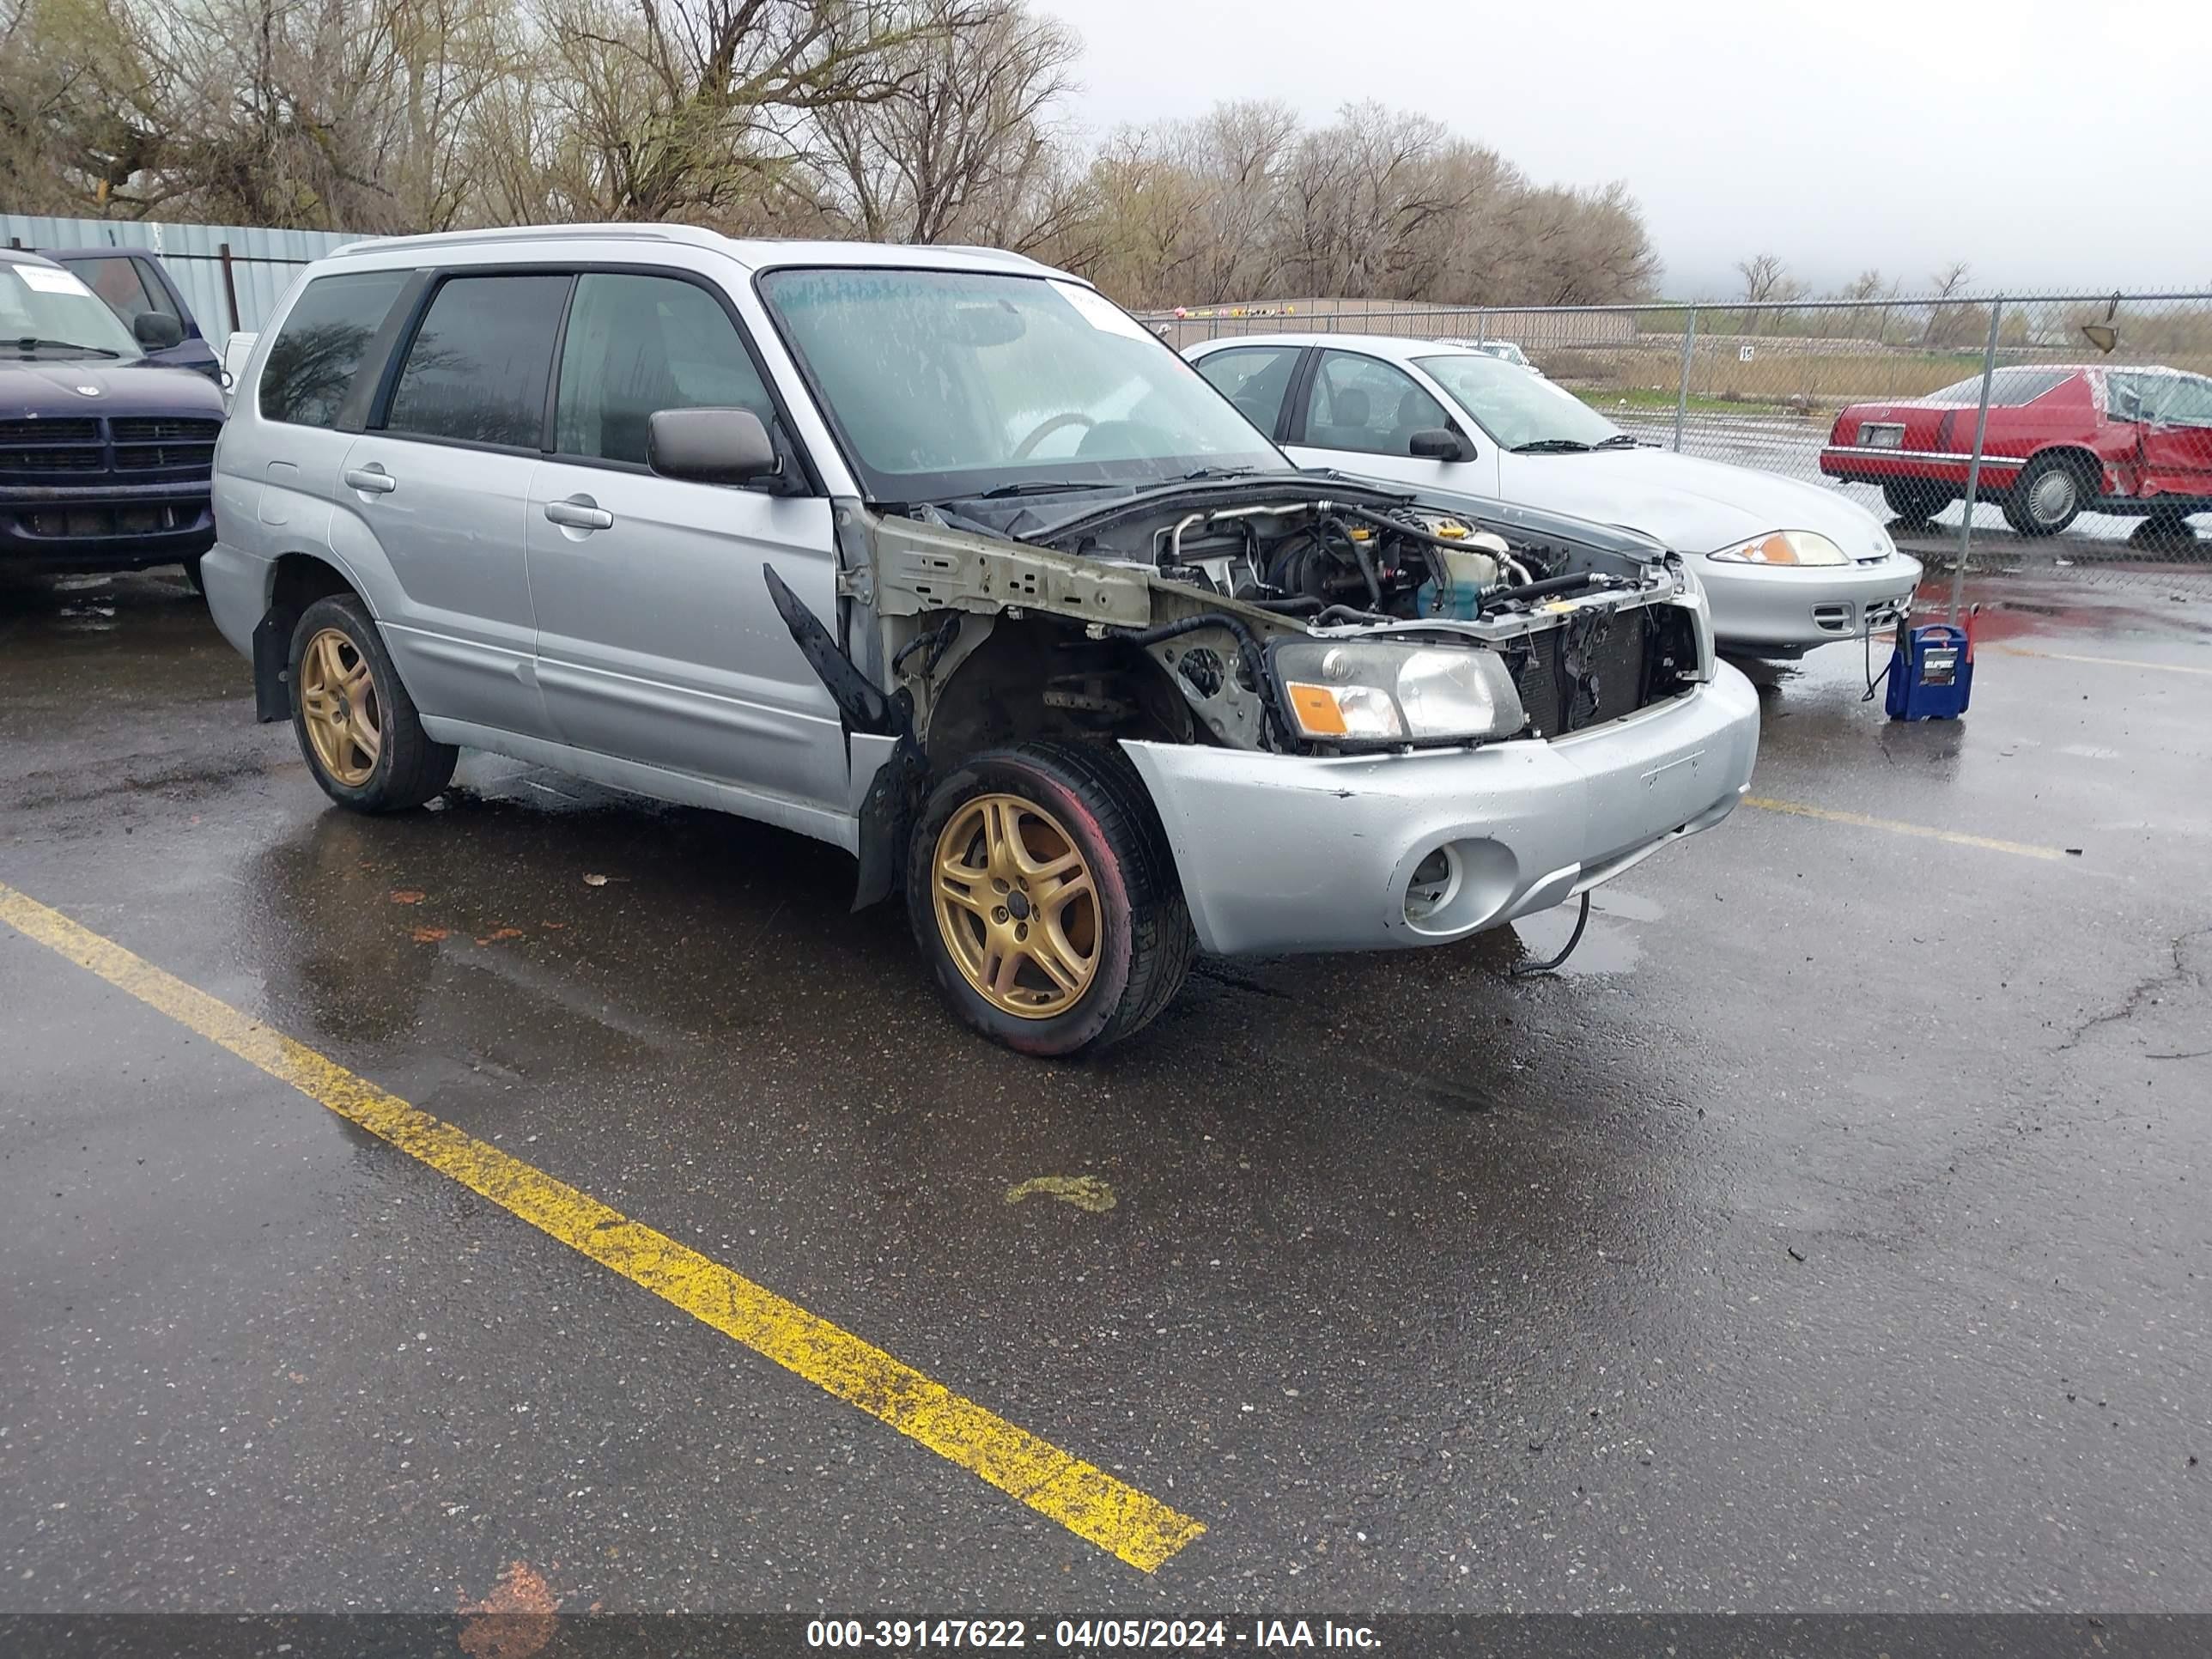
[1194,346,1300,434]
[2148,374,2212,428]
[2106,373,2154,424]
[553,272,772,466]
[259,269,412,428]
[385,273,571,450]
[1304,351,1449,457]
[131,259,183,322]
[66,256,160,325]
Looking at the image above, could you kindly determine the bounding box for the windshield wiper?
[1510,438,1594,453]
[11,337,121,358]
[1179,465,1261,482]
[1594,434,1642,449]
[969,479,1121,500]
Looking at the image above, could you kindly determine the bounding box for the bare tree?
[1169,100,1298,305]
[535,0,949,224]
[1928,259,1972,301]
[1735,252,1805,304]
[1923,258,1976,344]
[807,0,1079,245]
[0,4,1667,315]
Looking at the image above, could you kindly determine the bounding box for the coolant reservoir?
[1420,542,1501,620]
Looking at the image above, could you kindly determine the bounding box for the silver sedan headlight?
[1272,638,1525,745]
[1709,530,1850,567]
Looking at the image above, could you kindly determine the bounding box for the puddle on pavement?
[1507,908,1642,978]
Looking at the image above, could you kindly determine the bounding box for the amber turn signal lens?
[1286,682,1349,734]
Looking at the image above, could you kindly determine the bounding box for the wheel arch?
[2024,443,2106,492]
[917,612,1194,772]
[250,551,373,723]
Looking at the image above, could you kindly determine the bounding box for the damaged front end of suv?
[750,258,1757,1054]
[798,470,1733,926]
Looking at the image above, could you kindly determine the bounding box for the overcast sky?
[1032,0,2211,300]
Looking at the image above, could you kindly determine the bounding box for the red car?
[1821,364,2212,535]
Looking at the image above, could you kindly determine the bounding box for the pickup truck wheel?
[289,594,458,813]
[908,742,1195,1057]
[1881,480,1953,520]
[2001,453,2087,536]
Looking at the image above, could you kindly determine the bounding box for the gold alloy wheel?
[298,627,382,787]
[932,793,1100,1018]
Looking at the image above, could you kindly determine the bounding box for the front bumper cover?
[1121,662,1760,956]
[1700,553,1923,650]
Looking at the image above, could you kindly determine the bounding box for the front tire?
[2002,453,2088,537]
[907,742,1195,1057]
[289,593,458,812]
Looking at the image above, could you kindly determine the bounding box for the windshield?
[757,267,1285,503]
[1414,353,1621,450]
[0,262,143,360]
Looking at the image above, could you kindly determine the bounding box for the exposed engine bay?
[822,474,1713,774]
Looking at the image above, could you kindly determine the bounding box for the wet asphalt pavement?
[2,565,2208,1616]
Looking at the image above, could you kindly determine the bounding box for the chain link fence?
[1143,292,2212,589]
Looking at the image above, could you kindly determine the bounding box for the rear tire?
[1881,480,1954,521]
[907,741,1195,1057]
[2001,453,2088,537]
[289,593,458,813]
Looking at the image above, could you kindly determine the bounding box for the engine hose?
[1316,516,1384,608]
[1334,505,1449,589]
[1243,595,1323,614]
[1109,612,1289,745]
[1349,538,1384,608]
[1315,604,1395,627]
[1337,504,1474,551]
[1489,571,1600,605]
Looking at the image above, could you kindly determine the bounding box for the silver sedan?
[1188,332,1923,656]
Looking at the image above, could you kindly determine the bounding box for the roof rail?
[326,223,730,258]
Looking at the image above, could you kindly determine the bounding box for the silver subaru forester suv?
[204,227,1759,1056]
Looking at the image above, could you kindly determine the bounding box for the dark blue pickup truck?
[2,247,225,585]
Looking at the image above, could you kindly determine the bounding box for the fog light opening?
[1403,844,1462,926]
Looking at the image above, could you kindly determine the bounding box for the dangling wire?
[1861,611,1893,703]
[1510,890,1592,977]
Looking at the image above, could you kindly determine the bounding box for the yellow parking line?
[0,880,1204,1574]
[1741,798,2066,860]
[1989,643,2212,678]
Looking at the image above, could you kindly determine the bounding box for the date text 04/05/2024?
[805,1620,1382,1649]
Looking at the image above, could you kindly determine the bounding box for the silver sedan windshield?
[759,267,1285,503]
[1414,353,1622,451]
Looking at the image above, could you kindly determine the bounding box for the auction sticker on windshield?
[15,264,94,295]
[1050,279,1152,342]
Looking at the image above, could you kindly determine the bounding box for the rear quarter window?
[260,270,414,428]
[1925,368,2070,407]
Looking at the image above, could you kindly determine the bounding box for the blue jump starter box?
[1886,620,1974,720]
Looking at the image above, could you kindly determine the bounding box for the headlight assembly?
[1709,530,1850,567]
[1272,638,1525,747]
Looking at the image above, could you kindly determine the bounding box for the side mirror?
[133,312,185,350]
[647,407,781,486]
[1408,428,1474,462]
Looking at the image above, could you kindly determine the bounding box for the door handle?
[544,496,613,531]
[343,465,397,495]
